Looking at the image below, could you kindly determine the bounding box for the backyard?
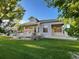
[0,38,79,59]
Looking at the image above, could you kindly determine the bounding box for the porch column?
[24,27,26,32]
[37,22,40,33]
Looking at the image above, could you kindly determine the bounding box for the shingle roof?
[23,22,40,26]
[21,19,63,26]
[39,19,58,23]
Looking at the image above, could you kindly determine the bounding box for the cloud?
[19,20,26,24]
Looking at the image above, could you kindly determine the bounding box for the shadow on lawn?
[0,40,79,59]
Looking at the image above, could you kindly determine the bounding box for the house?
[20,17,77,40]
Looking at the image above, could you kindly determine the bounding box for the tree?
[45,0,79,38]
[0,0,25,34]
[18,25,24,32]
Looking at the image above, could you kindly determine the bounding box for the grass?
[0,38,79,59]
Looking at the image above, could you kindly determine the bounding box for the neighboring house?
[20,17,77,40]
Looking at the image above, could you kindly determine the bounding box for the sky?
[20,0,59,23]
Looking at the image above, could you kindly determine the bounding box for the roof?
[22,22,40,26]
[39,19,58,23]
[21,19,63,26]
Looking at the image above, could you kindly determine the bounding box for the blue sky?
[20,0,59,23]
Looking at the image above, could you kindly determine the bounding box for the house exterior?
[20,17,77,40]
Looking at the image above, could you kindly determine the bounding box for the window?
[34,27,36,32]
[43,27,48,32]
[52,26,62,32]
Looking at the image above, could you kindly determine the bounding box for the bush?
[0,36,13,40]
[65,25,79,38]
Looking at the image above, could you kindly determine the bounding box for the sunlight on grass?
[0,44,3,46]
[23,44,46,49]
[70,45,79,48]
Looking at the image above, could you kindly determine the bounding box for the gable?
[29,17,39,22]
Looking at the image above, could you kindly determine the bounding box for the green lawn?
[0,38,79,59]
